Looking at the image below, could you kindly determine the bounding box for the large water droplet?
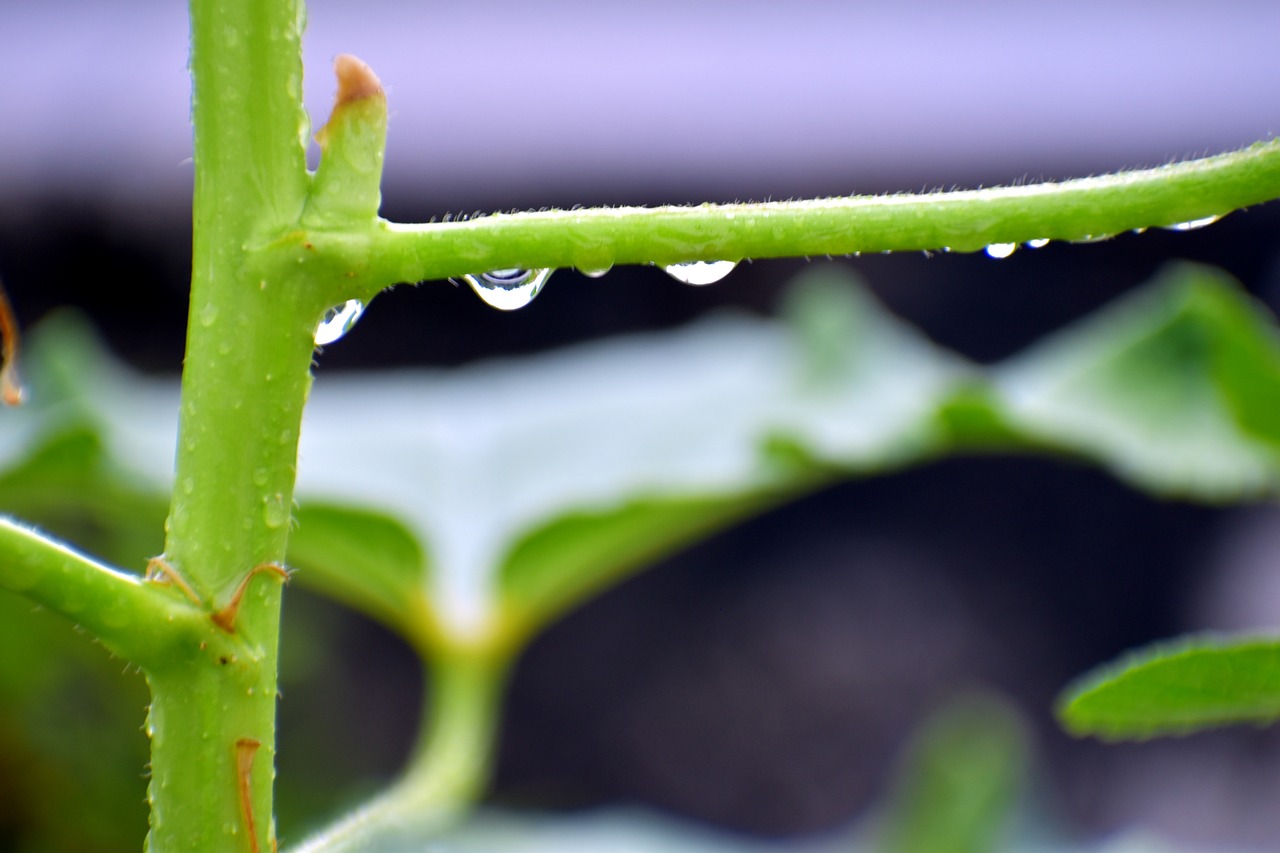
[314,299,365,345]
[1165,214,1221,232]
[1025,238,1050,249]
[461,268,553,310]
[984,242,1017,259]
[577,265,612,279]
[663,260,737,286]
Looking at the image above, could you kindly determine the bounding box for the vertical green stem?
[146,0,315,849]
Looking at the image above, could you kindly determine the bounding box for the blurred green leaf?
[1058,634,1280,740]
[292,266,963,645]
[993,262,1280,500]
[288,503,431,645]
[878,693,1028,853]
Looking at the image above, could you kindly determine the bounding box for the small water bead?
[984,242,1017,259]
[314,299,365,345]
[577,265,612,279]
[1025,238,1050,249]
[1165,214,1222,232]
[462,268,553,311]
[662,260,737,286]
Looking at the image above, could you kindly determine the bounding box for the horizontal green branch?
[0,517,202,665]
[329,138,1280,291]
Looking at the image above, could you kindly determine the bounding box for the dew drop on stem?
[461,268,553,311]
[984,242,1017,259]
[314,299,365,345]
[1164,214,1222,232]
[577,265,612,279]
[1025,238,1050,249]
[662,260,737,286]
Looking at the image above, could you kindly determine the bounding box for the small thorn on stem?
[0,278,25,406]
[235,737,262,853]
[144,556,203,606]
[211,563,291,633]
[332,53,383,107]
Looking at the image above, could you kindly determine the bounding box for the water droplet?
[1069,233,1114,244]
[197,303,219,327]
[264,494,289,529]
[577,265,612,279]
[252,468,269,487]
[984,242,1017,259]
[1165,214,1221,232]
[1025,238,1050,249]
[314,299,365,346]
[461,268,553,310]
[181,477,195,496]
[662,260,737,286]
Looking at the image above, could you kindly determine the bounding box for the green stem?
[0,518,201,665]
[142,0,318,849]
[292,650,507,853]
[329,138,1280,294]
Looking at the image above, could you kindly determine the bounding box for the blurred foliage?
[2,262,1280,848]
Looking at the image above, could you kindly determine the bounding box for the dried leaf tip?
[0,279,23,407]
[332,54,383,107]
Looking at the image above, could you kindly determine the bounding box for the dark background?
[3,1,1280,849]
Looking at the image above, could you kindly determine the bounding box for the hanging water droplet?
[314,299,365,345]
[577,265,612,279]
[1025,238,1050,249]
[984,242,1017,259]
[662,260,737,286]
[1164,214,1222,232]
[461,268,553,311]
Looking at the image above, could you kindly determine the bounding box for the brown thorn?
[0,278,25,406]
[144,556,203,606]
[211,563,291,633]
[333,54,383,107]
[235,737,262,853]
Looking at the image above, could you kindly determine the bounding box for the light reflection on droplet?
[663,260,737,286]
[1165,214,1222,232]
[984,242,1017,259]
[461,268,553,310]
[314,299,365,346]
[577,265,612,279]
[1025,238,1050,249]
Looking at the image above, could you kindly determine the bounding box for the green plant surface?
[4,0,1280,841]
[6,259,1280,847]
[338,140,1280,295]
[1058,635,1280,740]
[992,263,1280,500]
[876,694,1028,853]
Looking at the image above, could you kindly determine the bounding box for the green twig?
[310,138,1280,298]
[0,517,202,665]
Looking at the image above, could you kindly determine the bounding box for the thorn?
[211,563,291,633]
[144,556,203,606]
[235,737,262,853]
[314,54,384,148]
[332,54,383,106]
[0,278,25,406]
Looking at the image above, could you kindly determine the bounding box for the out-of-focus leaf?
[293,266,964,645]
[1058,634,1280,740]
[993,263,1280,500]
[878,693,1028,853]
[288,503,431,644]
[497,492,787,636]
